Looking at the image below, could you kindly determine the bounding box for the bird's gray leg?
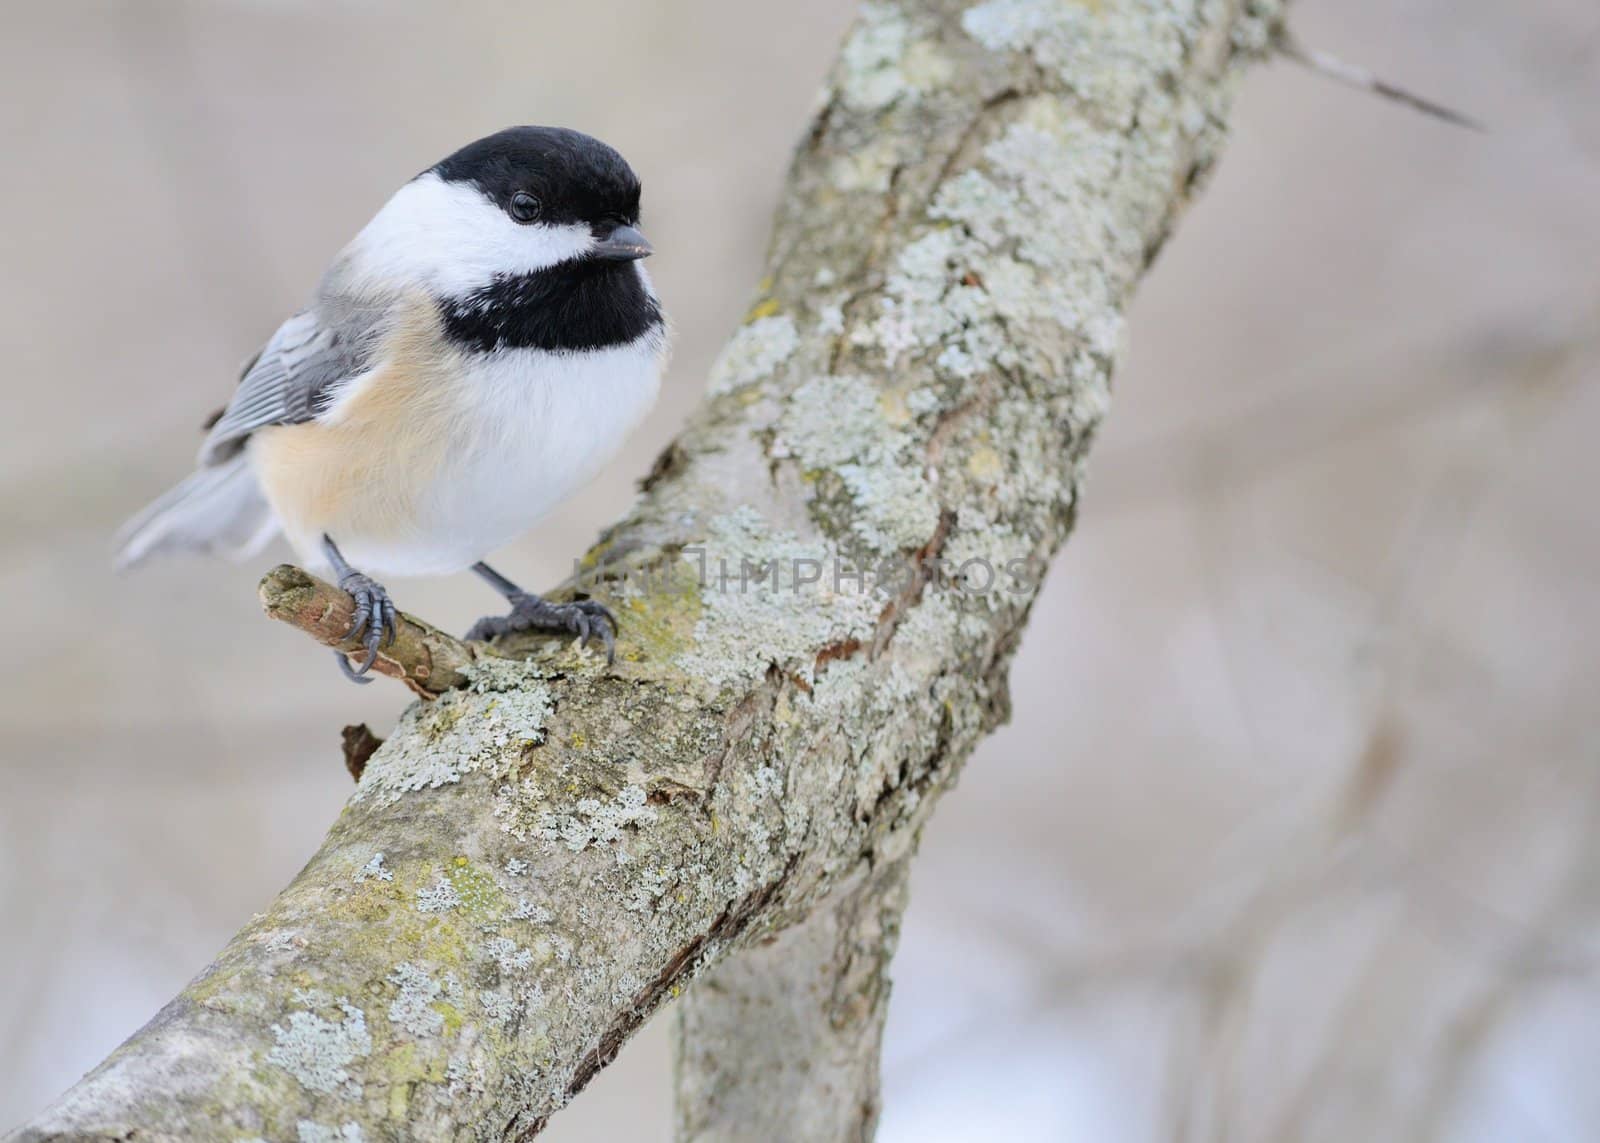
[322,534,398,683]
[466,561,616,663]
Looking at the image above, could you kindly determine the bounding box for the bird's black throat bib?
[438,260,662,354]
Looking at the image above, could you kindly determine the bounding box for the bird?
[115,126,668,681]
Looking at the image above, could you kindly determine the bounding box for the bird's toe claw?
[336,571,396,681]
[465,593,618,664]
[463,614,507,643]
[334,651,374,685]
[571,599,617,663]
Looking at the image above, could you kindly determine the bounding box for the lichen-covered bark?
[8,1,1282,1139]
[673,857,912,1142]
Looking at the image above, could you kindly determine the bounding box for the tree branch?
[9,1,1283,1139]
[673,856,912,1142]
[259,565,485,698]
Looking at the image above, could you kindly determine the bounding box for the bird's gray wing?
[197,300,383,466]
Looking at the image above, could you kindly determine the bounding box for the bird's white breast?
[414,338,663,574]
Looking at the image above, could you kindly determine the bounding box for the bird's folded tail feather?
[114,453,278,571]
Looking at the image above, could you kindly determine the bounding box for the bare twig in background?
[9,0,1284,1138]
[1276,27,1485,131]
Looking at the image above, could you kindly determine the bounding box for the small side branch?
[258,565,483,697]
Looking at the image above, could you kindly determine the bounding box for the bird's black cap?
[431,126,642,230]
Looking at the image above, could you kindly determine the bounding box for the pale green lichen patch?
[445,1055,488,1101]
[353,662,553,805]
[962,0,1193,126]
[512,898,553,923]
[838,461,939,554]
[774,373,938,554]
[494,780,657,854]
[835,3,954,112]
[620,865,682,915]
[262,931,300,954]
[838,2,911,110]
[296,1121,364,1143]
[461,656,553,696]
[847,84,1190,406]
[352,854,392,884]
[851,221,1030,382]
[472,931,548,1031]
[939,511,1037,607]
[678,506,887,689]
[415,877,461,914]
[835,0,1232,402]
[707,314,799,395]
[802,655,939,820]
[411,858,504,931]
[828,143,901,193]
[266,996,372,1097]
[900,36,955,90]
[385,963,461,1039]
[776,374,896,470]
[443,858,503,916]
[956,394,1077,515]
[480,935,539,974]
[479,989,523,1027]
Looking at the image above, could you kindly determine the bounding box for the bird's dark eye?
[509,191,542,223]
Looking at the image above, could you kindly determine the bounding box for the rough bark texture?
[673,857,912,1142]
[9,1,1281,1139]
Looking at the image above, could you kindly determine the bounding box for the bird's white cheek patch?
[347,173,594,296]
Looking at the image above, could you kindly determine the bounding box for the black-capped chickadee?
[116,126,667,679]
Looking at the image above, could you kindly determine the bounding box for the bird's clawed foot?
[465,592,616,663]
[335,570,398,683]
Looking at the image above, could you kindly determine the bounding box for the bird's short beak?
[591,224,653,261]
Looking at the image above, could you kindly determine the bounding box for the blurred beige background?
[2,1,1596,1139]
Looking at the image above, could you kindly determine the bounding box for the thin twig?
[258,564,486,697]
[1276,28,1486,132]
